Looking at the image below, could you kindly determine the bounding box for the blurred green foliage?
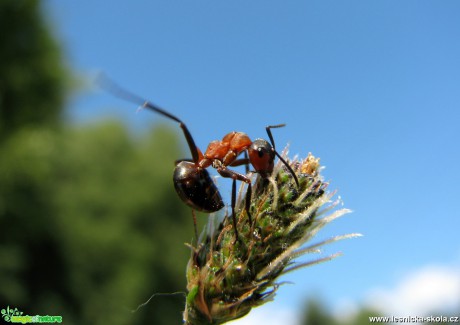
[301,298,384,325]
[301,299,338,325]
[0,1,194,324]
[0,0,66,140]
[301,299,459,325]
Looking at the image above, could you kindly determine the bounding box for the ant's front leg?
[214,163,253,242]
[229,151,251,174]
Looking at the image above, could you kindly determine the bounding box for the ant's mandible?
[104,79,299,241]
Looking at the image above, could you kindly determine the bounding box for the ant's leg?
[216,165,253,228]
[231,178,239,242]
[245,183,252,225]
[229,155,250,174]
[100,77,201,163]
[265,124,300,188]
[243,151,249,174]
[229,158,249,166]
[192,209,198,243]
[142,101,201,163]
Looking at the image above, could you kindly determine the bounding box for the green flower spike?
[183,151,361,325]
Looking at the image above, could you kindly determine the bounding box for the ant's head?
[248,137,300,188]
[248,139,275,178]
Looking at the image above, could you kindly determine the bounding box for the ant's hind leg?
[230,179,239,243]
[244,183,253,226]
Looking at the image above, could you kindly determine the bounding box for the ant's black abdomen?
[173,161,224,213]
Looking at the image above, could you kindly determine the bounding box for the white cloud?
[229,305,300,325]
[366,264,460,316]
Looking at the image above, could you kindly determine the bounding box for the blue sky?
[44,0,460,322]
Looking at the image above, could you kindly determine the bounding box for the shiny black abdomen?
[173,161,224,213]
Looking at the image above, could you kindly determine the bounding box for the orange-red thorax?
[200,132,252,168]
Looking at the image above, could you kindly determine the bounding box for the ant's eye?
[257,148,266,157]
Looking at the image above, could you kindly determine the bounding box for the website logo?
[1,306,62,324]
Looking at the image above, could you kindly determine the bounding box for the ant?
[103,79,299,242]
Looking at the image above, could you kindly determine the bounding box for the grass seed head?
[183,151,358,325]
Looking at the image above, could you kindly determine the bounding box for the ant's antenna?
[266,125,299,188]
